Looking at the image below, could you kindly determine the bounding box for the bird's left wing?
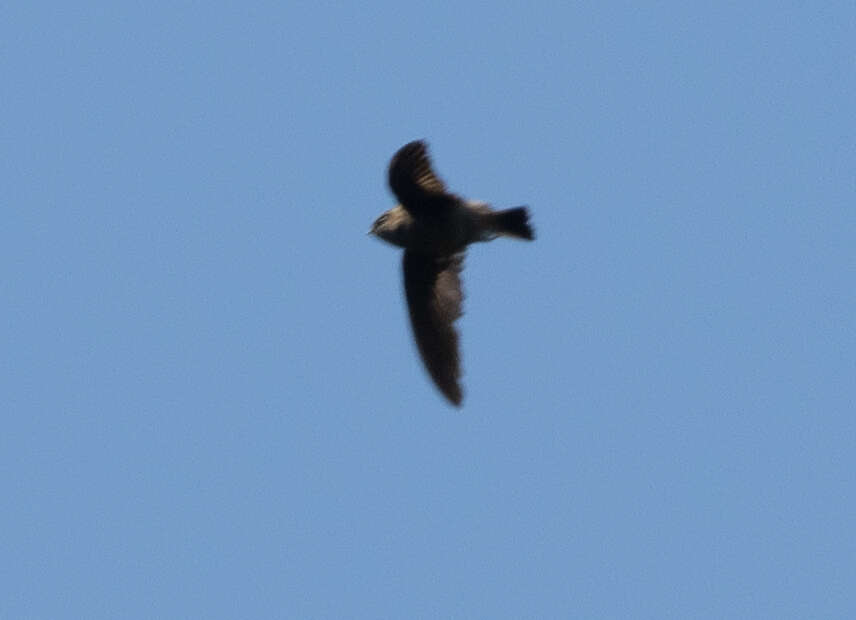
[388,140,456,215]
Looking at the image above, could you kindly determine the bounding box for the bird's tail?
[490,206,535,240]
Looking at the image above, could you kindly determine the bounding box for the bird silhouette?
[370,140,534,406]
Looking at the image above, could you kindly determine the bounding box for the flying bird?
[369,140,534,406]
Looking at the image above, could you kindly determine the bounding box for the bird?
[369,140,534,406]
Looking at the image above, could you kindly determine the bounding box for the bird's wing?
[403,250,465,406]
[388,140,456,215]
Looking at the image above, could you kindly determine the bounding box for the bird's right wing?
[388,140,456,215]
[402,250,465,406]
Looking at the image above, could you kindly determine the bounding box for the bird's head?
[369,206,410,247]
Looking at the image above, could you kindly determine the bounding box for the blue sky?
[2,2,854,617]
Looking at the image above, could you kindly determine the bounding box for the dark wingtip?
[400,138,428,152]
[436,373,463,407]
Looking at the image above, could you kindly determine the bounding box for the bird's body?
[372,200,496,254]
[370,140,534,406]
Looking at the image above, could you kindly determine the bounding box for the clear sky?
[3,2,854,618]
